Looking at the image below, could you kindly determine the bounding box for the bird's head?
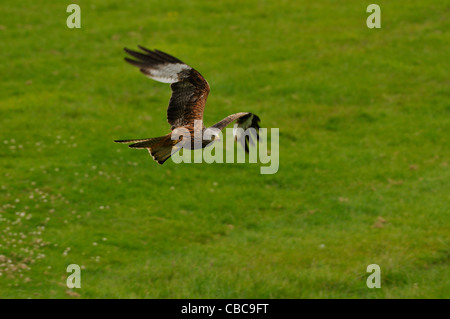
[203,127,221,143]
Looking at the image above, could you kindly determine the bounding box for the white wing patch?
[233,114,257,150]
[144,63,191,83]
[233,114,253,135]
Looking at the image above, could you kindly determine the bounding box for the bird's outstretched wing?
[210,112,261,152]
[124,46,210,130]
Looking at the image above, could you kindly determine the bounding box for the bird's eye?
[179,136,183,141]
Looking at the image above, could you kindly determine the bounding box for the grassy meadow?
[0,0,449,298]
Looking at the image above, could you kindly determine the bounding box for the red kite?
[114,46,261,164]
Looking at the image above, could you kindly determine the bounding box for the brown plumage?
[114,46,261,164]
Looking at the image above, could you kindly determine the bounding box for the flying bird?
[114,46,261,164]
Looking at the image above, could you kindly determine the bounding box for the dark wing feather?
[124,46,210,129]
[210,112,261,153]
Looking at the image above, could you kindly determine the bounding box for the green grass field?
[0,0,449,298]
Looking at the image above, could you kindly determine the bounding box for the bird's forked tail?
[114,134,177,164]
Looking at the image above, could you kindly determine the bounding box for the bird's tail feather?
[114,138,155,144]
[114,134,176,164]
